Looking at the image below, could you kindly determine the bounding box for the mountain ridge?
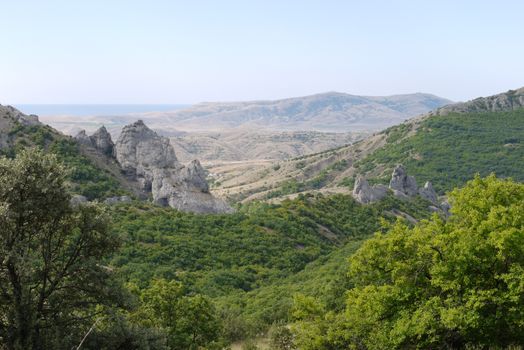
[150,91,452,132]
[209,87,524,203]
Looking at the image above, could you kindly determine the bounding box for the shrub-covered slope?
[213,90,524,202]
[109,194,432,337]
[354,109,524,193]
[0,104,132,199]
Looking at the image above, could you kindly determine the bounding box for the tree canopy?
[292,175,524,349]
[0,149,122,350]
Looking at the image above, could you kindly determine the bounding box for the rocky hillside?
[150,92,451,132]
[0,104,229,214]
[170,129,366,162]
[434,87,524,115]
[0,104,40,147]
[211,87,524,203]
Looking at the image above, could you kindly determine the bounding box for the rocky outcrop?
[353,165,440,205]
[74,126,115,156]
[352,176,388,204]
[90,126,114,156]
[390,165,418,196]
[114,120,232,213]
[0,105,41,149]
[419,181,438,204]
[434,87,524,116]
[104,195,132,205]
[74,130,92,146]
[1,105,40,126]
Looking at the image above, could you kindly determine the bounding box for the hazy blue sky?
[2,0,523,104]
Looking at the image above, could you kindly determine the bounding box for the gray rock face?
[440,200,451,217]
[74,130,92,146]
[352,176,388,204]
[114,120,177,180]
[389,165,418,197]
[114,120,231,213]
[419,181,438,204]
[90,126,114,156]
[74,126,115,156]
[3,105,40,126]
[434,87,524,116]
[353,165,443,206]
[104,195,132,205]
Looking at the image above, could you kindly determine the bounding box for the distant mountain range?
[209,87,524,202]
[17,92,451,163]
[157,92,452,132]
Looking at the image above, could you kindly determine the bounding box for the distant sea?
[14,104,189,117]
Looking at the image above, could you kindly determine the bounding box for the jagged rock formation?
[0,105,40,126]
[353,165,439,205]
[114,120,232,213]
[74,126,114,156]
[352,176,388,204]
[390,165,418,197]
[434,87,524,115]
[90,126,114,156]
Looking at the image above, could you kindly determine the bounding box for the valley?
[1,87,523,349]
[3,3,524,348]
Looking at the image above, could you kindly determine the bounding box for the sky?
[1,0,524,104]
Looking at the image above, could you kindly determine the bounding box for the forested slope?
[109,194,432,339]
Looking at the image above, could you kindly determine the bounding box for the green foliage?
[268,324,296,350]
[338,176,355,188]
[5,123,126,200]
[241,339,260,350]
[293,175,524,349]
[130,279,223,350]
[295,161,306,169]
[267,160,351,198]
[384,122,411,143]
[266,179,306,198]
[48,138,126,200]
[0,148,124,350]
[111,193,431,340]
[357,109,524,193]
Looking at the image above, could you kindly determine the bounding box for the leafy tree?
[0,149,122,350]
[132,279,223,350]
[334,175,524,349]
[268,323,296,350]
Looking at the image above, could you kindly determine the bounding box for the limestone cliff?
[114,120,232,213]
[353,164,439,206]
[74,126,114,156]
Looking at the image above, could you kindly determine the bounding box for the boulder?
[104,195,132,205]
[440,200,451,217]
[352,176,388,204]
